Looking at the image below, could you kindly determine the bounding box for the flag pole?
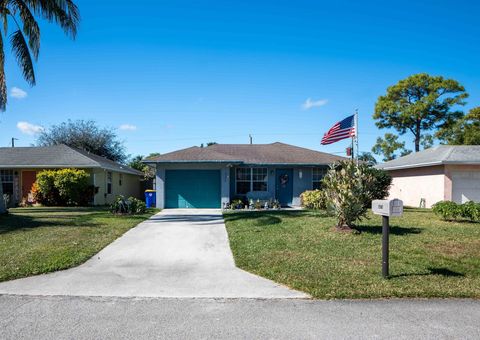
[354,109,359,165]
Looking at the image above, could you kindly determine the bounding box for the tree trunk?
[0,180,6,214]
[414,121,421,152]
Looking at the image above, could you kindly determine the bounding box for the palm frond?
[10,29,35,85]
[0,30,7,111]
[22,0,79,38]
[9,0,40,59]
[0,4,9,34]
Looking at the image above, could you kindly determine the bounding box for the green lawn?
[0,207,158,282]
[224,208,480,299]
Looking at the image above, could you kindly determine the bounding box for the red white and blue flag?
[321,114,356,145]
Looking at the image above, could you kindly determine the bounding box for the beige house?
[377,145,480,208]
[0,145,143,206]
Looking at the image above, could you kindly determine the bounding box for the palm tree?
[0,0,80,110]
[0,1,79,212]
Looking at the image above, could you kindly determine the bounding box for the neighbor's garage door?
[165,170,221,208]
[452,171,480,203]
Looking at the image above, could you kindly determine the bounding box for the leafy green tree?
[374,73,468,152]
[0,0,80,110]
[420,134,434,149]
[200,142,218,148]
[128,153,160,179]
[437,107,480,145]
[372,133,411,162]
[358,152,377,166]
[36,120,127,163]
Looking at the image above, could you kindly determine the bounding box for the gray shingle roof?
[376,145,480,170]
[0,144,143,175]
[145,142,347,165]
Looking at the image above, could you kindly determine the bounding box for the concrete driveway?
[0,209,307,298]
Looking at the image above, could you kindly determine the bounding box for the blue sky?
[0,0,479,159]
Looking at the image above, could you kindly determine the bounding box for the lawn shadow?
[390,267,465,278]
[0,212,102,234]
[355,224,422,235]
[223,209,325,224]
[11,206,104,212]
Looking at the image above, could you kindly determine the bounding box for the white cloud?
[17,121,43,135]
[302,98,328,110]
[119,124,137,131]
[10,87,28,99]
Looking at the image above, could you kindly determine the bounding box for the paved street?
[0,295,478,339]
[0,210,305,298]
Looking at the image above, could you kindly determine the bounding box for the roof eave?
[143,160,244,164]
[0,165,99,169]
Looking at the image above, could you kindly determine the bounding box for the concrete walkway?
[0,209,307,298]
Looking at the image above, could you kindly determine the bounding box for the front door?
[22,171,37,200]
[276,169,293,206]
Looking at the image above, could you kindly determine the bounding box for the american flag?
[321,115,356,145]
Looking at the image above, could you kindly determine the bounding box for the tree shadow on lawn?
[390,267,465,278]
[0,214,102,234]
[355,224,422,235]
[10,207,106,214]
[223,209,329,223]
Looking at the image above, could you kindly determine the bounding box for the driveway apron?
[0,209,307,298]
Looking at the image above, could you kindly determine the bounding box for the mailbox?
[372,199,403,217]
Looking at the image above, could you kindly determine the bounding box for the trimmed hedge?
[432,200,480,222]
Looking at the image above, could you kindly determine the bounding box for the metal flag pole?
[354,109,359,165]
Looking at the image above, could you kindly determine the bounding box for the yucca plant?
[0,0,80,110]
[322,160,376,231]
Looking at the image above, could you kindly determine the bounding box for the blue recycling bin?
[145,190,156,208]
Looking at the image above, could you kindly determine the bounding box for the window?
[312,168,327,190]
[236,168,268,194]
[107,172,112,194]
[0,170,14,195]
[119,173,123,186]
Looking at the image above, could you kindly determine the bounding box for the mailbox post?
[372,199,403,278]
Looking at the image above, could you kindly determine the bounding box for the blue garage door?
[165,170,221,208]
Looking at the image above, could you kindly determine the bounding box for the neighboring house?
[0,144,143,206]
[377,145,480,208]
[144,142,346,209]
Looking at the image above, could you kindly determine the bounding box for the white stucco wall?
[387,165,445,208]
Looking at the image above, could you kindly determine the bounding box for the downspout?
[104,168,107,205]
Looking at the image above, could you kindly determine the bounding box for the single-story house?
[0,144,143,206]
[376,145,480,208]
[144,142,346,209]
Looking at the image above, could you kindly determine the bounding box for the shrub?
[460,201,480,222]
[110,195,146,215]
[300,190,326,210]
[322,161,376,229]
[363,167,392,206]
[35,170,60,205]
[35,169,92,206]
[432,201,462,220]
